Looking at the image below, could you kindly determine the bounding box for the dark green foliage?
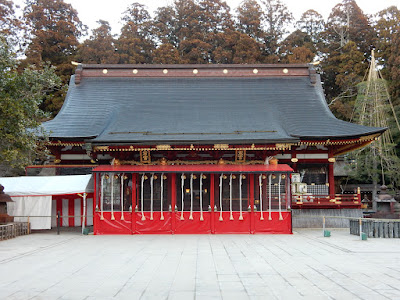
[0,37,61,175]
[21,0,86,115]
[0,0,399,182]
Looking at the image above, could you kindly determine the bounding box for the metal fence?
[8,214,94,235]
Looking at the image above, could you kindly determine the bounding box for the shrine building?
[42,64,385,234]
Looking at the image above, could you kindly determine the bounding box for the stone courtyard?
[1,229,400,299]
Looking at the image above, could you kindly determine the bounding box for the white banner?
[7,196,52,229]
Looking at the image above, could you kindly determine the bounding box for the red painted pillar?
[171,173,177,234]
[249,174,255,234]
[247,178,250,208]
[93,173,97,209]
[93,174,98,233]
[328,161,335,196]
[132,173,137,234]
[210,174,215,234]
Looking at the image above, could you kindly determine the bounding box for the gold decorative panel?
[235,150,246,163]
[140,150,151,164]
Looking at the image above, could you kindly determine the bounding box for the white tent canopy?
[0,175,93,196]
[0,175,93,230]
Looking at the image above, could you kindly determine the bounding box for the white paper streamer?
[100,174,104,220]
[141,174,145,221]
[200,173,204,221]
[150,174,154,220]
[111,174,115,220]
[181,174,185,220]
[259,174,264,220]
[239,174,243,220]
[268,174,272,220]
[229,174,233,220]
[121,174,124,220]
[189,174,194,220]
[279,175,283,220]
[219,174,223,221]
[160,173,164,220]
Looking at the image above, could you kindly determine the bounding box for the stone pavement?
[1,229,400,300]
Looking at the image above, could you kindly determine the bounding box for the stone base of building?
[292,209,363,228]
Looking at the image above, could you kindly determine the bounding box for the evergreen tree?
[0,0,21,46]
[297,9,324,47]
[323,41,366,120]
[374,6,400,106]
[322,0,374,56]
[388,27,400,105]
[22,0,86,114]
[198,0,234,63]
[320,0,375,120]
[23,0,86,70]
[260,0,293,61]
[173,0,202,42]
[116,2,154,64]
[279,30,316,63]
[198,0,233,35]
[76,20,119,64]
[236,0,264,42]
[0,37,61,176]
[212,29,263,63]
[152,6,178,46]
[152,43,182,64]
[179,39,212,63]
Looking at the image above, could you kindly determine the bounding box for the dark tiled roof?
[43,69,385,144]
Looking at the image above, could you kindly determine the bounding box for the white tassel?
[181,174,185,220]
[269,174,272,220]
[279,175,283,220]
[229,174,234,220]
[219,174,223,221]
[120,174,124,221]
[239,174,243,220]
[100,175,104,220]
[111,174,115,220]
[200,173,204,221]
[259,175,264,220]
[189,173,194,220]
[150,174,154,220]
[141,174,146,221]
[160,173,164,220]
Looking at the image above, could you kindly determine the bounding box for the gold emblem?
[235,150,246,163]
[140,150,151,164]
[95,146,109,151]
[214,144,229,149]
[156,144,171,150]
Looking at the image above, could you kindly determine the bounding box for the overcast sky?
[14,0,400,36]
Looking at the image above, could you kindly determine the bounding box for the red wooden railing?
[291,191,362,209]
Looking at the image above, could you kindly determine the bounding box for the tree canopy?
[0,37,61,175]
[1,0,399,181]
